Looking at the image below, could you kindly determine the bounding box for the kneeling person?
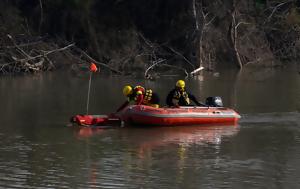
[166,80,203,107]
[117,85,160,112]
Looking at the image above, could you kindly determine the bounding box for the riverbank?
[1,1,300,76]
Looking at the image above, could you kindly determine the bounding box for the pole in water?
[86,63,98,115]
[86,72,92,114]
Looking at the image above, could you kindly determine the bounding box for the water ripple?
[240,111,300,124]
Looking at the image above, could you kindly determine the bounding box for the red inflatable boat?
[71,105,241,127]
[120,105,240,126]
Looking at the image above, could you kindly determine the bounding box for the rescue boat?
[119,105,241,126]
[71,105,241,127]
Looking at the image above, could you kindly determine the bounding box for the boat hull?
[70,114,121,127]
[120,105,241,126]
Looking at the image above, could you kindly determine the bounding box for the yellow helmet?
[176,80,185,88]
[123,85,133,96]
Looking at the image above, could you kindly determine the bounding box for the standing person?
[116,85,160,112]
[166,80,204,107]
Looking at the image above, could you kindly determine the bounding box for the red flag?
[89,63,98,72]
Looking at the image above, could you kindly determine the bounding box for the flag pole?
[86,72,93,115]
[86,63,98,115]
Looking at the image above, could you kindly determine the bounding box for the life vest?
[142,89,153,104]
[172,89,190,105]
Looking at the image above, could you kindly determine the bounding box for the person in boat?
[116,85,160,112]
[166,80,204,107]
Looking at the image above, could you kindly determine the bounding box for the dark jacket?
[166,88,202,106]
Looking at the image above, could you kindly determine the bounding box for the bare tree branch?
[74,47,122,74]
[264,1,294,24]
[166,46,195,69]
[144,58,166,78]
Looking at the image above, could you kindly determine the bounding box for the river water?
[0,66,299,188]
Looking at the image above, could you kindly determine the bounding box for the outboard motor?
[205,96,223,107]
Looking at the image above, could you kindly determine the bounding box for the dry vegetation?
[0,0,299,76]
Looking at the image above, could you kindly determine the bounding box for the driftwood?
[190,66,204,76]
[0,33,124,75]
[0,32,203,77]
[0,34,75,74]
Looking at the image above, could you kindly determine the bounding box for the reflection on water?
[74,125,240,161]
[71,125,240,188]
[75,125,239,146]
[0,66,299,188]
[74,127,106,138]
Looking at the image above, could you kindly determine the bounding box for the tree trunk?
[192,0,203,68]
[230,8,243,69]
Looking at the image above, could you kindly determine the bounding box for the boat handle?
[213,111,221,114]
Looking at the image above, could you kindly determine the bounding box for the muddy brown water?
[0,66,299,188]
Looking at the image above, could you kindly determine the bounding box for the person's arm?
[188,93,206,106]
[116,100,130,112]
[135,93,144,105]
[166,90,176,107]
